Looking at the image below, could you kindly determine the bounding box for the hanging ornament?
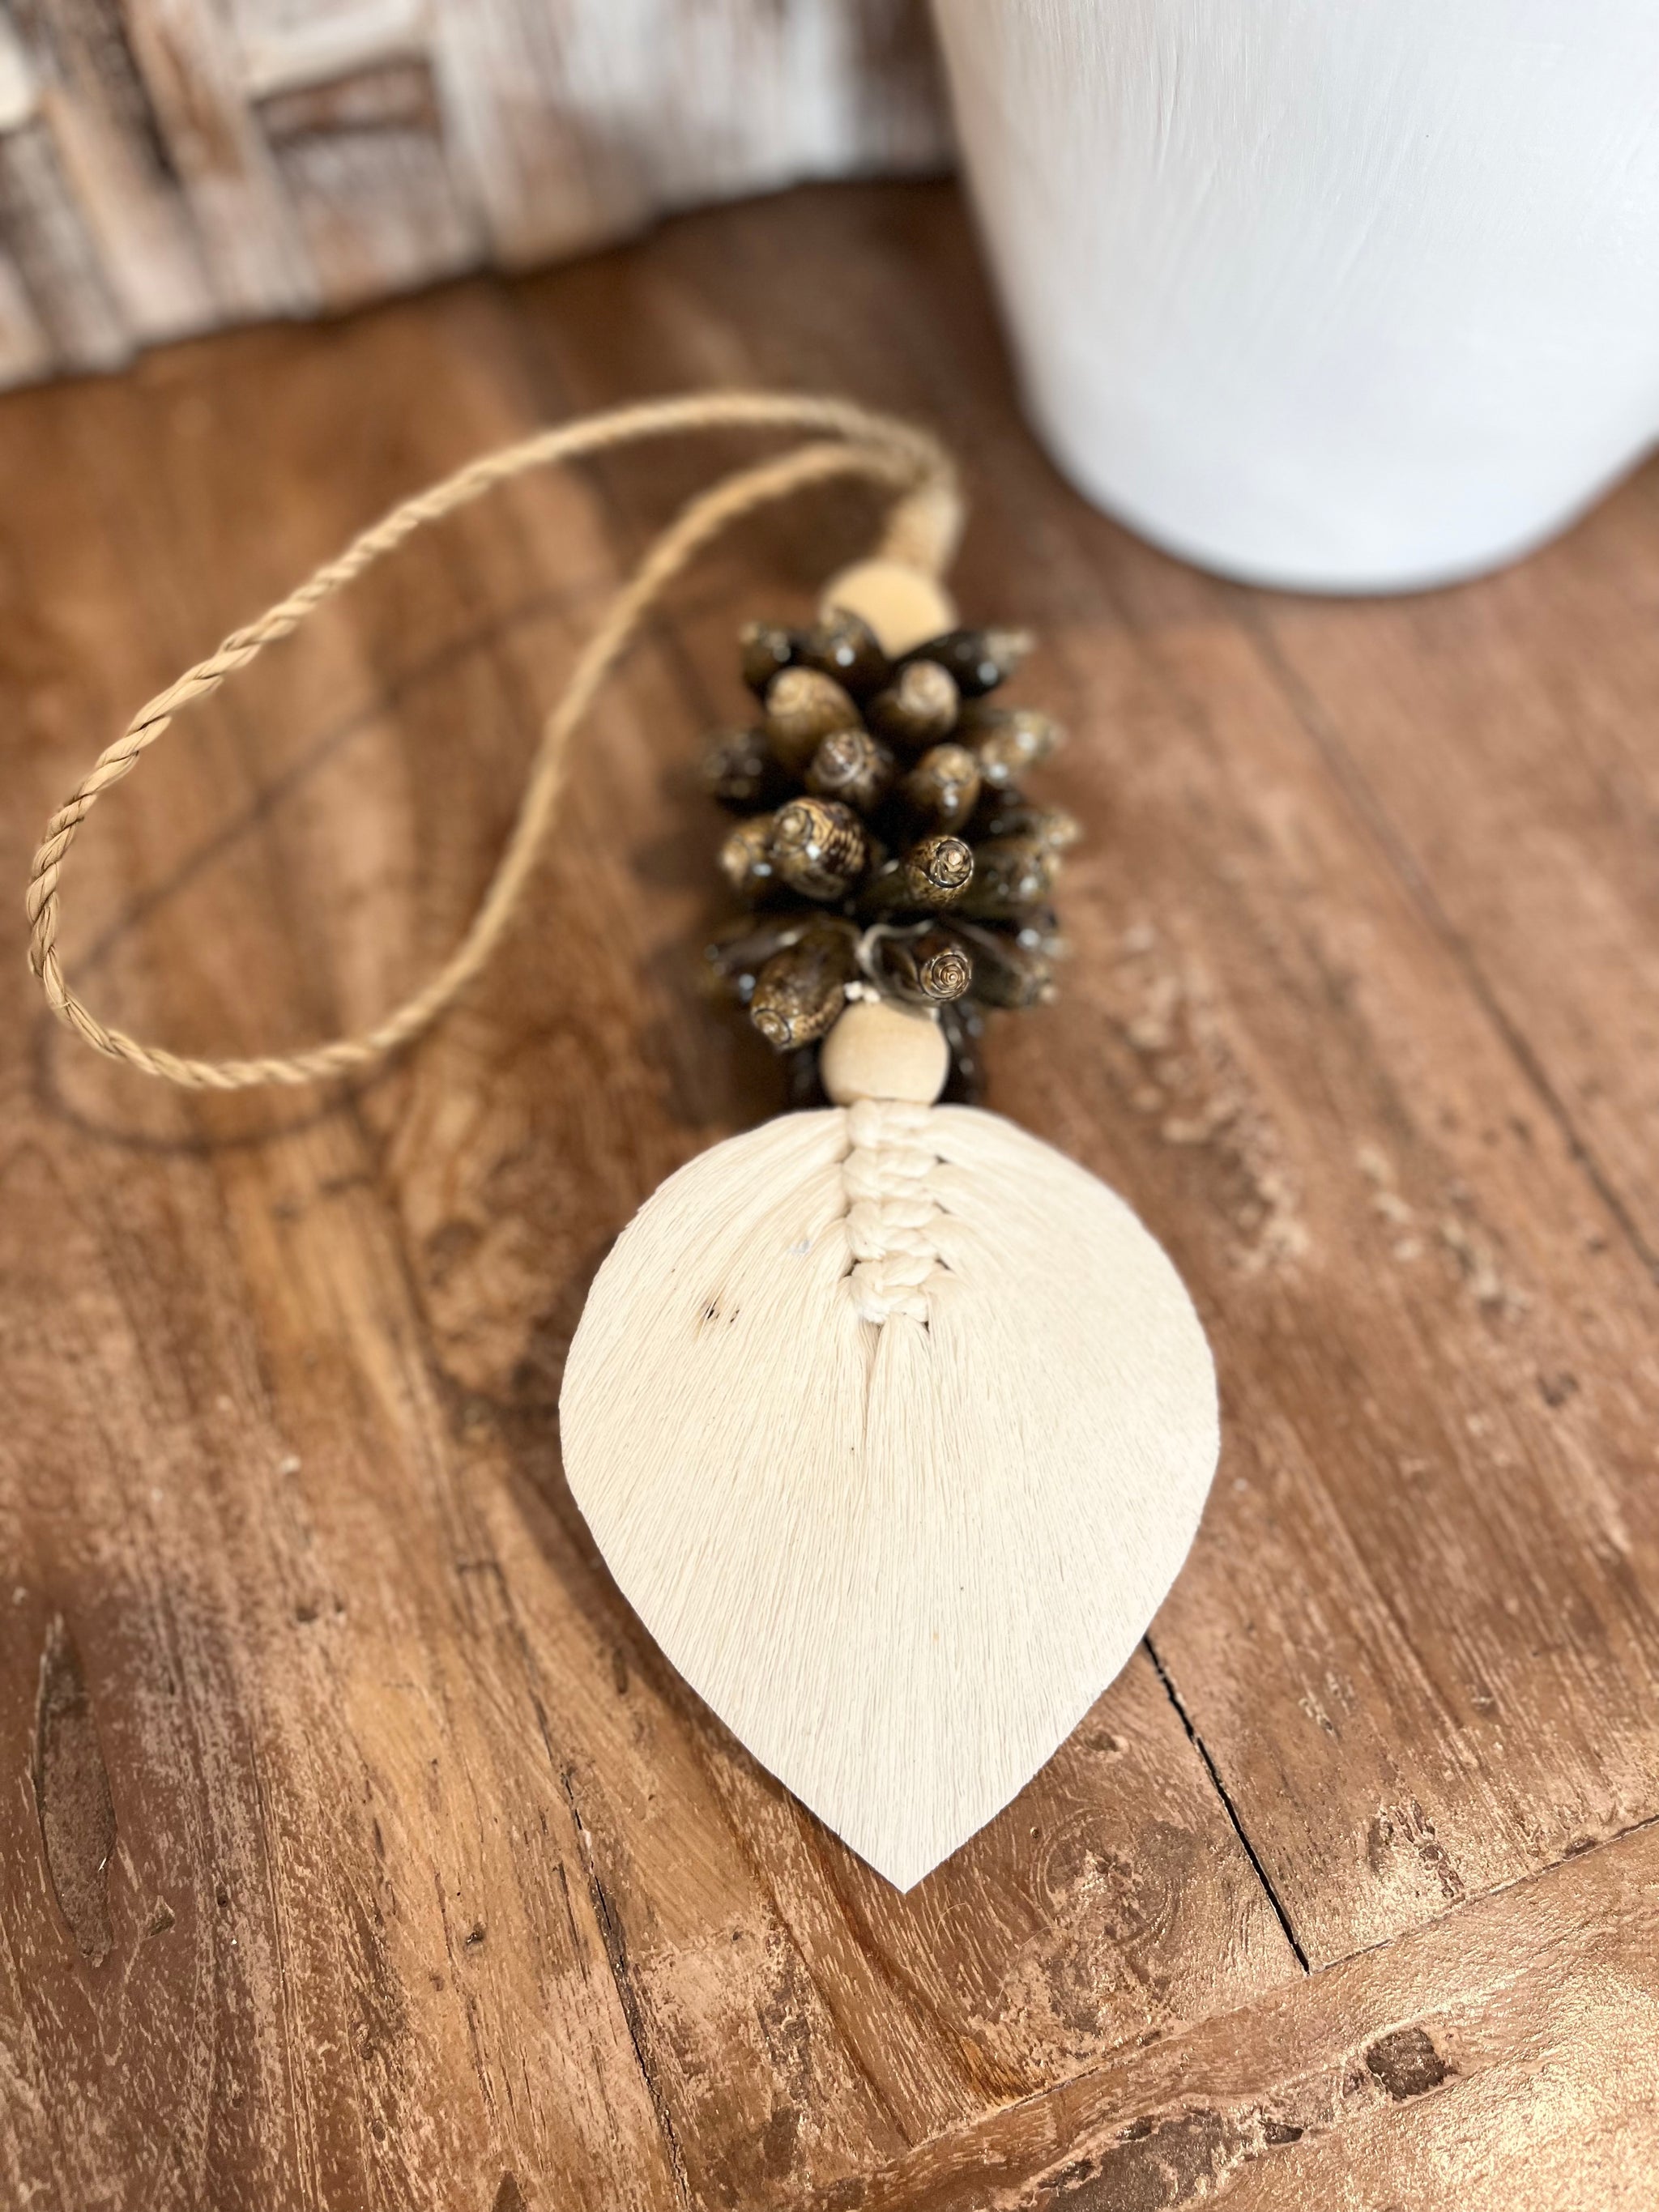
[26,394,1218,1890]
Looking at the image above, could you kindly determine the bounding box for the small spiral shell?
[974,798,1081,851]
[949,918,1057,1008]
[772,796,868,901]
[704,912,813,1002]
[864,833,975,914]
[806,726,895,812]
[866,660,960,749]
[749,920,858,1049]
[702,726,780,811]
[719,814,778,904]
[800,607,890,698]
[765,667,862,774]
[740,620,800,695]
[954,834,1055,921]
[965,705,1064,788]
[900,742,981,832]
[871,924,974,1005]
[906,627,1034,697]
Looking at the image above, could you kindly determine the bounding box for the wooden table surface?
[4,181,1657,2212]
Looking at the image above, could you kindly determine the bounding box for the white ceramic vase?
[932,0,1659,591]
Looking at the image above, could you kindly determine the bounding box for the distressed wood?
[2,181,1657,2206]
[821,1815,1659,2212]
[0,0,949,387]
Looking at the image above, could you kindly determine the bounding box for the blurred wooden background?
[0,0,946,387]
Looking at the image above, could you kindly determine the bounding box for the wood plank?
[1243,467,1659,1253]
[821,1814,1659,2212]
[0,254,1290,2210]
[515,183,1659,1966]
[16,0,214,342]
[255,60,481,310]
[0,116,128,369]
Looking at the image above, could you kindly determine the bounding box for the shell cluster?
[702,606,1075,1096]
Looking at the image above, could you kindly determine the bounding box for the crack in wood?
[31,1613,117,1963]
[559,1768,693,2210]
[1143,1635,1309,1974]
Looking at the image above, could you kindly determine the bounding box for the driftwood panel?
[0,0,949,385]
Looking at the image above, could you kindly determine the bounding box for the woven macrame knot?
[842,1099,943,1325]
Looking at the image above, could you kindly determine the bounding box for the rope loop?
[25,391,962,1090]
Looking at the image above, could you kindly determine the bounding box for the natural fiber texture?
[561,1102,1219,1890]
[26,392,961,1089]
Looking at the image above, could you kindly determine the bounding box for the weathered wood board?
[0,0,948,390]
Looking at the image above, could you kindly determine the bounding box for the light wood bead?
[819,558,957,658]
[821,998,950,1105]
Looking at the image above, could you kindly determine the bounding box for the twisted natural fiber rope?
[26,391,962,1090]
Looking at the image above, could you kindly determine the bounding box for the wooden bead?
[771,796,868,901]
[718,814,778,903]
[749,922,857,1050]
[820,998,950,1106]
[817,558,957,658]
[764,666,861,774]
[867,659,960,749]
[899,741,981,832]
[907,627,1034,697]
[800,607,890,697]
[806,725,895,812]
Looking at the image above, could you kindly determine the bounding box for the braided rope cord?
[25,391,962,1090]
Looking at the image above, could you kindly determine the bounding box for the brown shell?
[764,667,861,774]
[872,924,974,1005]
[963,705,1064,788]
[718,813,778,904]
[954,834,1056,921]
[704,911,814,1001]
[740,620,799,695]
[905,627,1034,697]
[749,921,858,1050]
[800,607,890,698]
[865,659,960,749]
[806,726,895,813]
[864,832,975,914]
[710,608,1068,1088]
[900,742,982,833]
[973,797,1082,850]
[949,918,1057,1008]
[771,796,868,901]
[702,726,779,811]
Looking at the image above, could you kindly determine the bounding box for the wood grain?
[2,181,1657,2208]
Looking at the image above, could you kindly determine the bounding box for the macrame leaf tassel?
[561,1003,1218,1890]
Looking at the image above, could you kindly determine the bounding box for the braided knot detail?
[842,1098,942,1325]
